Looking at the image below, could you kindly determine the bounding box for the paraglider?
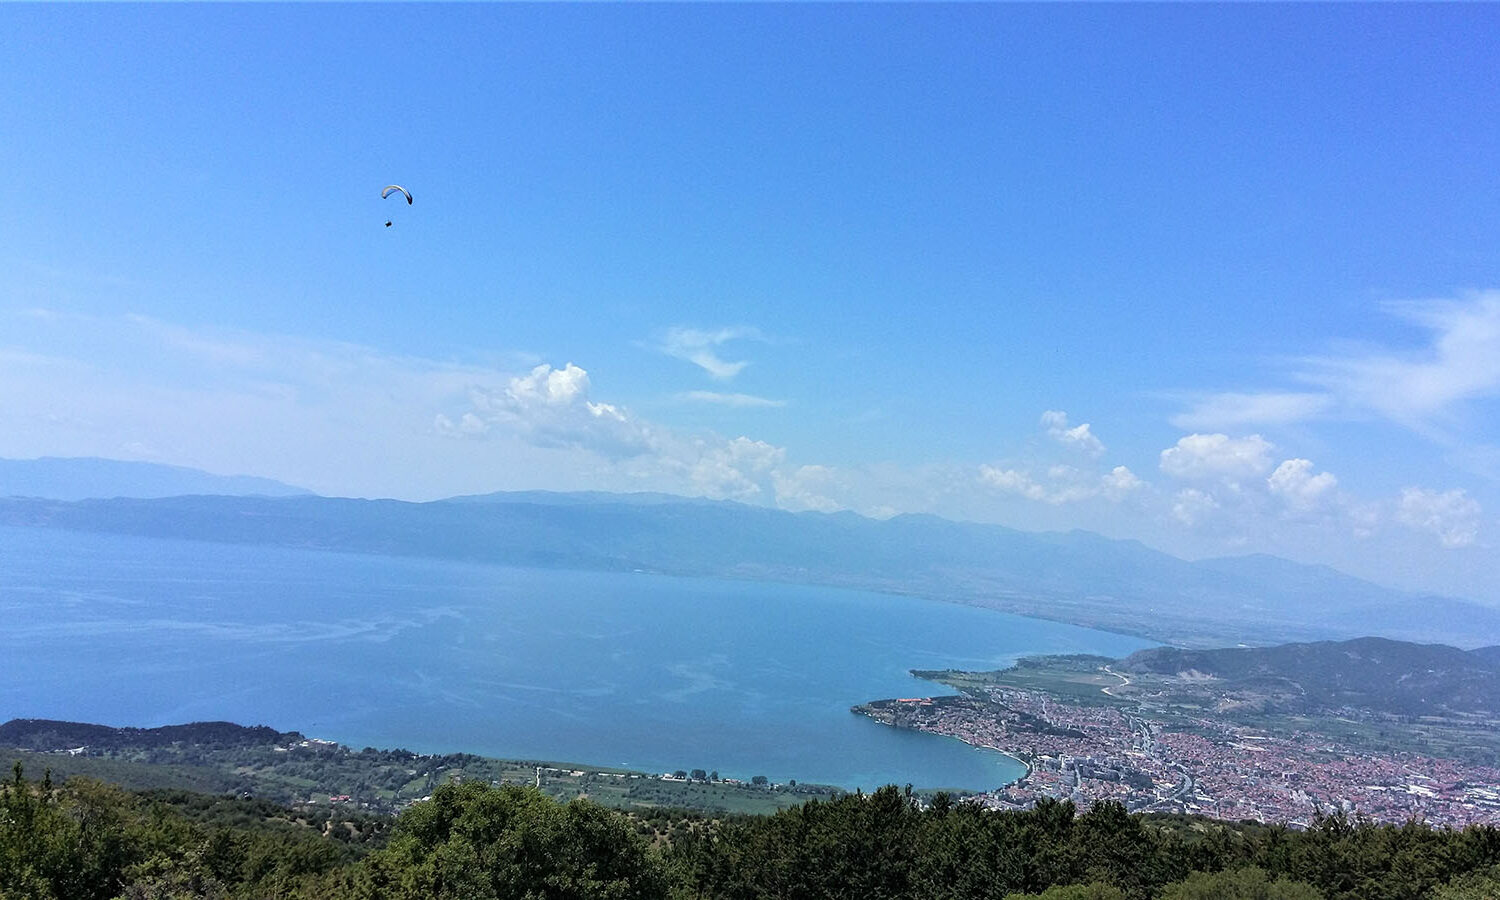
[382,185,412,227]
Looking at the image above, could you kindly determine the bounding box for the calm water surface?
[0,526,1152,790]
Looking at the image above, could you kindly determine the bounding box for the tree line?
[5,763,1500,899]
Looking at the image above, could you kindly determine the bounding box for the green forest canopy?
[6,765,1500,900]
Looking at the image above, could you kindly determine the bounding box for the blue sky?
[4,4,1499,601]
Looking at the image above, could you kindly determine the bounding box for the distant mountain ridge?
[447,489,731,507]
[2,490,1496,649]
[1120,636,1500,716]
[0,457,309,501]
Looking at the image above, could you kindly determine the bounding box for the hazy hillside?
[3,491,1496,649]
[1120,636,1500,716]
[0,457,309,500]
[1472,646,1500,666]
[448,489,729,507]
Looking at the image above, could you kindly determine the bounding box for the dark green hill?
[0,718,299,751]
[1119,637,1500,716]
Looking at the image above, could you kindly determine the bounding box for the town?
[857,686,1500,827]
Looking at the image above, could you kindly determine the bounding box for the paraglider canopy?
[381,185,413,205]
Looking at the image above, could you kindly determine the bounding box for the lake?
[0,525,1152,790]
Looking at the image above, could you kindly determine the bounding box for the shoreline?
[850,699,1034,793]
[935,730,1034,791]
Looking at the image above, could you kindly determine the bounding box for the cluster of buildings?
[860,687,1500,827]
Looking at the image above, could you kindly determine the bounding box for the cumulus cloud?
[1041,410,1105,457]
[7,309,1494,600]
[978,466,1048,501]
[0,312,797,503]
[979,462,1144,505]
[454,363,653,458]
[1101,465,1144,500]
[654,326,763,379]
[1159,433,1275,482]
[678,391,786,408]
[1170,392,1333,431]
[681,436,785,500]
[1171,488,1220,526]
[1397,487,1482,548]
[772,464,846,513]
[436,363,798,502]
[1267,458,1338,511]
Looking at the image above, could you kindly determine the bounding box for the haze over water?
[1,526,1151,790]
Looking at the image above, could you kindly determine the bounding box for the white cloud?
[1101,465,1144,500]
[1348,501,1382,540]
[459,363,653,458]
[1397,487,1482,548]
[444,365,797,501]
[1171,293,1500,440]
[682,436,785,501]
[654,326,763,379]
[1,311,806,503]
[433,411,489,438]
[1171,488,1220,526]
[0,312,533,499]
[978,466,1048,501]
[1041,410,1105,457]
[772,464,846,513]
[507,362,592,407]
[1267,458,1338,511]
[1302,293,1500,428]
[6,309,1495,599]
[1160,433,1275,482]
[978,462,1142,505]
[1170,392,1333,431]
[678,391,786,408]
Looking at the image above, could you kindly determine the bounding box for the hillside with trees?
[1119,637,1500,716]
[6,765,1500,899]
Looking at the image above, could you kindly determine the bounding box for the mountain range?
[3,465,1498,648]
[0,457,308,501]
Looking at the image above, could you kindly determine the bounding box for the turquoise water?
[0,526,1151,790]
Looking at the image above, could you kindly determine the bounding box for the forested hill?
[1471,645,1500,666]
[3,492,1499,649]
[0,719,301,751]
[1119,637,1500,716]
